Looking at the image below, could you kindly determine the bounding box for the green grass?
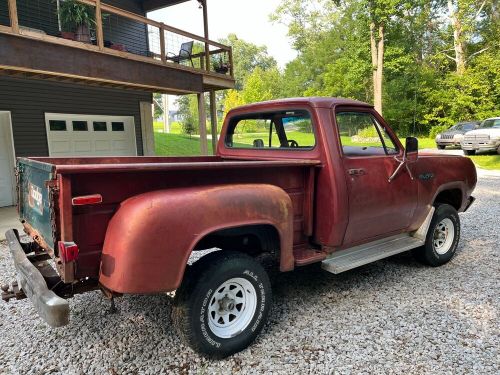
[153,121,183,134]
[468,155,500,170]
[154,132,213,156]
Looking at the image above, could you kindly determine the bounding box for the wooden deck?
[0,0,235,94]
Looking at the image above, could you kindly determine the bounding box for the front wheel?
[172,251,272,359]
[437,145,446,150]
[463,150,476,156]
[413,204,460,266]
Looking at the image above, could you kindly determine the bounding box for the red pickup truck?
[3,98,476,358]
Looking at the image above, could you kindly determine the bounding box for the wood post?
[140,101,155,156]
[202,0,210,72]
[95,0,104,50]
[197,92,208,155]
[159,26,166,63]
[209,90,218,153]
[8,0,19,34]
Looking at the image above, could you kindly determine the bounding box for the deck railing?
[2,0,234,79]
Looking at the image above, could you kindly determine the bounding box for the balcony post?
[8,0,19,34]
[95,0,104,50]
[209,90,218,153]
[160,26,166,63]
[197,93,209,155]
[202,0,210,72]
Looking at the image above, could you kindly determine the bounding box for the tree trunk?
[370,22,384,115]
[448,0,466,75]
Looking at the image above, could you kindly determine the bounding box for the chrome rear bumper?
[3,229,69,327]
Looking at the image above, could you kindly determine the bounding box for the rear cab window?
[225,110,316,150]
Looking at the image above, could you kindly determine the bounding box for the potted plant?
[213,57,230,74]
[58,0,96,43]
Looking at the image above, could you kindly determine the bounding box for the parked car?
[2,98,477,359]
[461,117,500,155]
[435,121,480,149]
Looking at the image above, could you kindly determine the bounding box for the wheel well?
[434,189,462,210]
[193,224,280,257]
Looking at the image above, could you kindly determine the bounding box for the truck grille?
[441,134,454,140]
[463,134,490,143]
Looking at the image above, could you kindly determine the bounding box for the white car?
[461,117,500,155]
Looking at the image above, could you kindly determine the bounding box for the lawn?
[468,155,500,170]
[154,132,213,156]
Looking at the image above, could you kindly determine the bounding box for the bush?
[429,125,449,139]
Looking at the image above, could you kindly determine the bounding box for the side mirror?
[405,137,418,162]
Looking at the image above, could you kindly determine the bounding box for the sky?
[149,0,297,68]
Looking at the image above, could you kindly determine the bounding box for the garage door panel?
[46,114,137,157]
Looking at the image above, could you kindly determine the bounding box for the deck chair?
[167,41,194,67]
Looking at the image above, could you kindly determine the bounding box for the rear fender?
[99,184,293,294]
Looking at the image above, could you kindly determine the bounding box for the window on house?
[49,120,67,131]
[72,121,88,131]
[93,122,107,131]
[112,122,125,131]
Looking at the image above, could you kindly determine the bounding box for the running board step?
[321,234,424,274]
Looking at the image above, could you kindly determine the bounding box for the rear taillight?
[72,194,103,206]
[58,241,79,262]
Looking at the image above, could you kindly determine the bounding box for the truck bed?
[19,156,321,281]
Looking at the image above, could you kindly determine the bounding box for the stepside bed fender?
[99,184,294,294]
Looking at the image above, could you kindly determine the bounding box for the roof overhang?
[142,0,192,12]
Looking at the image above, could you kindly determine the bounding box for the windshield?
[450,123,476,131]
[480,119,500,128]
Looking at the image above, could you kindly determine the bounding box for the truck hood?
[441,130,466,136]
[465,128,500,136]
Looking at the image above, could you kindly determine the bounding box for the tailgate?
[17,158,57,250]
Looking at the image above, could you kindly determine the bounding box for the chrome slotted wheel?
[433,218,455,255]
[207,277,257,339]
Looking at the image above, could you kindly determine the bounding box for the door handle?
[348,168,366,176]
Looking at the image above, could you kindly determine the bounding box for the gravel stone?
[0,174,499,374]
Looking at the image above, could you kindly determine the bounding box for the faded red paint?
[18,97,476,295]
[99,184,294,293]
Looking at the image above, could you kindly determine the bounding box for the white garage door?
[45,113,137,157]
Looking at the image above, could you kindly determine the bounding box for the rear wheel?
[413,204,460,266]
[463,150,476,155]
[172,251,272,359]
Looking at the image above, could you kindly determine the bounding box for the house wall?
[0,76,152,157]
[0,1,149,56]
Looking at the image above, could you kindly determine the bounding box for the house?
[0,0,234,207]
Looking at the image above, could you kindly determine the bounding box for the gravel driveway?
[1,175,499,375]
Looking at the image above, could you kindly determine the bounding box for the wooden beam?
[142,0,190,12]
[209,90,218,153]
[202,0,210,72]
[8,0,19,34]
[197,93,208,156]
[95,0,104,50]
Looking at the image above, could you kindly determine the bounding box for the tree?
[219,34,278,90]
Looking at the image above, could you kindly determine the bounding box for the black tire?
[497,146,500,155]
[437,145,446,150]
[413,204,460,267]
[463,150,476,156]
[172,251,272,359]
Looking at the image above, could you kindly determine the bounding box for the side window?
[336,111,398,156]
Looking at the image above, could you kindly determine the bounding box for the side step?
[321,234,424,274]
